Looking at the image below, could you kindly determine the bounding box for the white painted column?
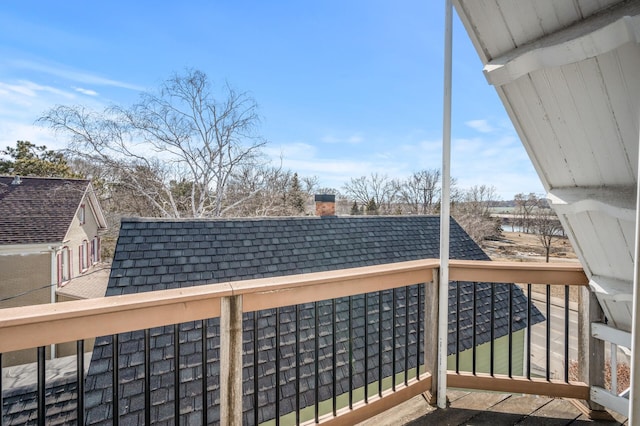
[629,116,640,422]
[437,0,453,410]
[50,247,57,359]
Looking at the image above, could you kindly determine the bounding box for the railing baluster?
[348,295,353,409]
[295,305,301,424]
[392,288,396,391]
[564,285,570,383]
[77,340,85,425]
[508,284,513,378]
[416,285,421,381]
[332,299,337,416]
[527,284,532,380]
[202,319,208,426]
[174,324,180,425]
[472,283,477,375]
[378,291,383,398]
[113,334,119,426]
[37,346,45,426]
[546,284,551,381]
[314,302,319,423]
[0,353,3,426]
[145,329,151,426]
[252,313,258,426]
[404,286,409,386]
[364,292,369,403]
[275,308,280,426]
[490,283,495,376]
[455,281,460,374]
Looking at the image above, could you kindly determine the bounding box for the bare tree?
[222,165,319,217]
[301,175,320,194]
[514,192,539,233]
[532,206,563,262]
[453,185,502,243]
[460,184,498,217]
[343,173,397,214]
[39,69,266,218]
[397,169,441,214]
[223,164,292,217]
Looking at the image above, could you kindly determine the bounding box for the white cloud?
[321,133,364,144]
[0,121,62,150]
[75,87,99,96]
[0,80,74,101]
[465,119,495,133]
[264,141,411,190]
[8,59,145,91]
[0,77,109,152]
[264,142,317,161]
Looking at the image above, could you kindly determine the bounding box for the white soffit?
[548,185,636,221]
[485,11,640,87]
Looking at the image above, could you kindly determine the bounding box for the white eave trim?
[86,182,108,230]
[0,242,60,255]
[547,185,636,222]
[484,12,640,87]
[590,275,633,301]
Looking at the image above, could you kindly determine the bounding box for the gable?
[0,176,91,245]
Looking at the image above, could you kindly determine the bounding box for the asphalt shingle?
[74,215,543,425]
[0,176,90,245]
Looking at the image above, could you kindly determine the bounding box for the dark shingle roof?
[0,176,90,245]
[81,216,542,425]
[1,378,78,425]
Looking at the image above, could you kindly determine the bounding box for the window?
[57,247,71,285]
[79,204,86,225]
[91,237,101,264]
[80,240,89,272]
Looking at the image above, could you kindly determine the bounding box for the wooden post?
[423,268,440,405]
[577,285,610,418]
[220,295,243,426]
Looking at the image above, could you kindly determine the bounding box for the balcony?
[0,259,626,425]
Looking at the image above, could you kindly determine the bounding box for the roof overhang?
[0,243,59,256]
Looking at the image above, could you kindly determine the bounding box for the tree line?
[0,69,561,258]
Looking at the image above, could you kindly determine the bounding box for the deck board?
[358,391,627,426]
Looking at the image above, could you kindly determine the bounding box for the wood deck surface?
[358,391,628,426]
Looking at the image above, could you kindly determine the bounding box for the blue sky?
[0,1,544,200]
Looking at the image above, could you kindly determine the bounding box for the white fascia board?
[592,321,631,348]
[590,275,633,300]
[591,386,629,417]
[85,182,108,230]
[485,11,640,87]
[0,243,60,255]
[548,186,636,222]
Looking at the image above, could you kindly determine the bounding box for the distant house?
[80,198,542,425]
[0,176,108,365]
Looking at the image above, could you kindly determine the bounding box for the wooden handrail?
[0,260,438,352]
[449,259,588,285]
[0,283,234,352]
[235,259,439,312]
[0,259,585,352]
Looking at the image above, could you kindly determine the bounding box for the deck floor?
[359,391,628,426]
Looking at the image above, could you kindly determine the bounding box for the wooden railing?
[448,260,591,401]
[0,259,597,425]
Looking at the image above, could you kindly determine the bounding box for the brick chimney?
[315,194,336,217]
